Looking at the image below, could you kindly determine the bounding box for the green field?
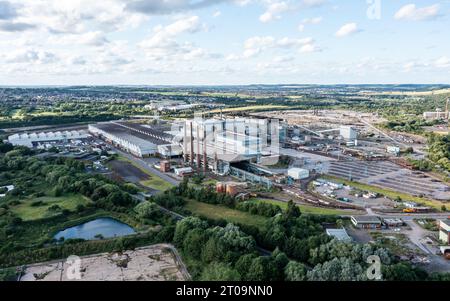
[140,178,174,191]
[11,194,91,221]
[252,198,359,216]
[322,175,447,211]
[185,200,268,229]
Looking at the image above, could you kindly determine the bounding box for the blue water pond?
[54,217,135,241]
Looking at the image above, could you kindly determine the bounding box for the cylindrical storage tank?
[216,183,225,194]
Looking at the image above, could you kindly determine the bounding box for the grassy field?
[11,194,91,221]
[185,200,268,229]
[323,175,447,211]
[252,198,360,216]
[140,178,174,191]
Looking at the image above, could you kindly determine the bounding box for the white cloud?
[394,4,440,21]
[5,48,56,64]
[302,16,322,25]
[298,16,322,32]
[139,16,212,61]
[435,56,450,68]
[243,35,319,57]
[213,10,222,18]
[259,1,289,23]
[335,22,359,38]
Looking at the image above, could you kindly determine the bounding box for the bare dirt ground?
[19,244,189,281]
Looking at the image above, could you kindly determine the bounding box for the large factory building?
[89,122,182,158]
[183,117,281,174]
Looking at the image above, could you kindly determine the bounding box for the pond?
[54,217,136,241]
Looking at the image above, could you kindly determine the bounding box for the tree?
[284,200,301,220]
[201,237,224,263]
[200,262,241,281]
[307,257,366,281]
[383,263,426,281]
[173,217,208,247]
[284,261,307,281]
[234,254,257,279]
[134,201,160,220]
[272,248,289,270]
[183,228,208,258]
[210,224,256,254]
[123,183,139,194]
[247,257,279,281]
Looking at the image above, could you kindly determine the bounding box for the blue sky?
[0,0,449,85]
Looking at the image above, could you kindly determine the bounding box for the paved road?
[376,212,450,221]
[404,220,433,255]
[111,146,180,186]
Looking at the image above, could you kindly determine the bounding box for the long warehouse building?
[89,122,182,158]
[8,130,90,147]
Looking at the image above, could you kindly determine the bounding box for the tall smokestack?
[196,123,201,172]
[190,121,194,167]
[184,122,188,163]
[203,125,208,173]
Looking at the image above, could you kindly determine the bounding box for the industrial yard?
[19,245,188,281]
[3,103,450,279]
[325,160,450,201]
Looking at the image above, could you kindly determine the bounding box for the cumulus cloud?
[259,1,289,23]
[394,4,440,21]
[126,0,233,15]
[0,1,17,20]
[435,56,450,68]
[298,16,322,32]
[139,16,212,61]
[0,21,35,32]
[243,35,319,57]
[5,48,56,64]
[258,0,325,23]
[335,22,360,38]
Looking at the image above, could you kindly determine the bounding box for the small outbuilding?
[288,168,310,180]
[351,216,382,229]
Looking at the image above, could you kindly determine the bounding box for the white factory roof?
[115,133,158,151]
[9,130,89,141]
[326,228,352,242]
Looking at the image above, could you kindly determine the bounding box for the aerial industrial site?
[1,85,450,283]
[0,0,450,291]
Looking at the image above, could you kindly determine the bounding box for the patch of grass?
[370,232,416,257]
[251,198,360,216]
[414,219,439,231]
[140,178,174,192]
[10,194,91,221]
[323,175,446,211]
[184,200,267,229]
